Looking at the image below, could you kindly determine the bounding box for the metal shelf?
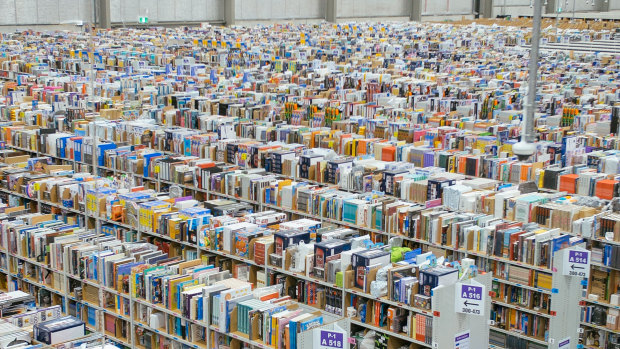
[491,299,553,319]
[349,318,432,348]
[580,321,620,335]
[490,326,549,346]
[492,277,553,295]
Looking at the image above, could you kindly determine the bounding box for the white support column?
[326,0,338,23]
[479,0,493,18]
[411,0,422,21]
[97,0,111,29]
[225,0,236,26]
[545,0,557,14]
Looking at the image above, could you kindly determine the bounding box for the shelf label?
[558,337,570,349]
[455,282,485,316]
[562,249,590,278]
[454,330,470,349]
[314,328,347,349]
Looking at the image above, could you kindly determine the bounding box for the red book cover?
[509,231,526,260]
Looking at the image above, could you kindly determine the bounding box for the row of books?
[492,282,551,314]
[0,18,618,346]
[0,165,509,347]
[490,306,550,342]
[0,149,605,290]
[0,210,342,349]
[4,136,619,270]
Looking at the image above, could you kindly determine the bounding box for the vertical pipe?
[225,0,236,26]
[326,0,338,23]
[98,0,111,29]
[524,0,542,143]
[411,0,422,21]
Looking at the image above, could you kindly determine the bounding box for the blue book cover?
[196,297,203,320]
[551,235,570,255]
[184,137,192,156]
[342,199,358,224]
[294,316,323,349]
[97,143,117,166]
[142,152,162,177]
[502,228,520,254]
[176,280,198,310]
[74,138,83,161]
[224,295,253,332]
[87,307,97,326]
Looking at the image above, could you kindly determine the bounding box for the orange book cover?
[356,139,369,155]
[338,133,352,154]
[381,146,396,161]
[415,314,425,342]
[596,179,618,200]
[259,291,280,301]
[310,131,321,148]
[520,163,533,182]
[559,174,579,193]
[458,155,469,174]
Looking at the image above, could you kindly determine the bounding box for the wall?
[492,0,534,17]
[0,0,475,28]
[493,0,610,17]
[0,0,93,25]
[235,0,324,23]
[422,0,474,15]
[336,0,410,19]
[5,0,618,29]
[110,0,224,24]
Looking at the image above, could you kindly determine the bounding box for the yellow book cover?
[168,217,182,239]
[183,283,204,292]
[272,315,278,345]
[168,276,192,310]
[152,208,170,234]
[278,180,292,189]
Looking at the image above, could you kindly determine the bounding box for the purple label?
[460,285,483,300]
[559,339,570,346]
[568,250,588,265]
[455,333,470,342]
[319,331,344,349]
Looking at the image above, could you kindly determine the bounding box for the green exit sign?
[138,17,148,24]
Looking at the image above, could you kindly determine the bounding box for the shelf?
[103,333,132,347]
[489,326,549,346]
[492,277,553,295]
[132,297,205,327]
[134,321,204,349]
[349,318,432,347]
[208,325,271,349]
[490,299,553,318]
[580,321,620,335]
[347,288,434,316]
[591,261,620,271]
[101,307,132,322]
[0,141,610,348]
[582,298,620,311]
[0,144,600,283]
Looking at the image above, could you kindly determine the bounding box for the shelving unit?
[0,142,498,348]
[0,139,612,348]
[0,21,620,349]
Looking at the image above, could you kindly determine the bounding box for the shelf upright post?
[128,269,136,348]
[547,247,588,349]
[431,273,491,348]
